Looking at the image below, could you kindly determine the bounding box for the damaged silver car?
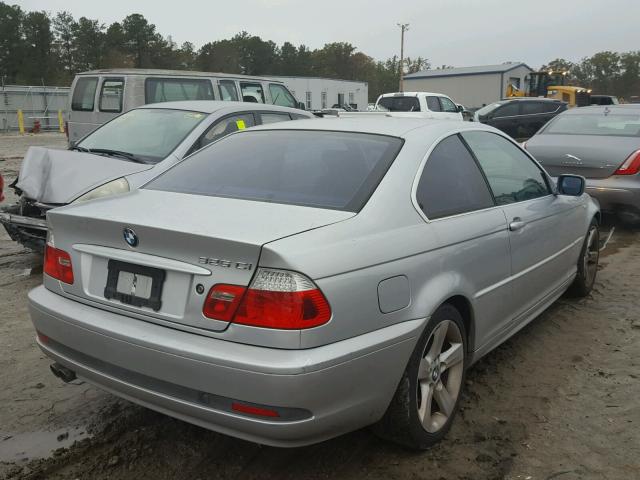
[0,101,313,250]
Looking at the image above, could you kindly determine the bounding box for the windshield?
[376,96,421,112]
[146,130,403,212]
[475,102,505,117]
[78,108,207,163]
[542,113,640,137]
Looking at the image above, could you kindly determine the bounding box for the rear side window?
[71,77,98,111]
[198,113,256,150]
[147,130,403,212]
[269,83,297,108]
[521,102,545,115]
[495,102,519,117]
[462,131,550,205]
[260,113,291,124]
[426,97,442,112]
[542,102,561,113]
[416,135,494,219]
[99,79,124,112]
[240,83,265,103]
[145,78,214,104]
[219,80,239,101]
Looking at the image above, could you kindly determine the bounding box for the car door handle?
[509,218,526,231]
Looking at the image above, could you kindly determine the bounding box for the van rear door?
[68,75,100,144]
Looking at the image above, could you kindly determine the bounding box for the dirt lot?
[1,134,639,480]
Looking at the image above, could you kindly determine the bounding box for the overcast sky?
[17,0,640,69]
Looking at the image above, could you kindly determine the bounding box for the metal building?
[403,63,533,110]
[268,76,368,111]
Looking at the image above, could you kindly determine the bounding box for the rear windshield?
[377,96,421,112]
[78,108,206,163]
[146,130,403,211]
[543,113,640,137]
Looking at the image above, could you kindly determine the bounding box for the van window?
[219,80,239,101]
[240,83,265,103]
[71,77,99,111]
[269,83,297,108]
[99,79,124,112]
[145,78,214,104]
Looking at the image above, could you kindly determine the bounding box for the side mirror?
[297,101,306,110]
[456,104,465,113]
[557,174,585,196]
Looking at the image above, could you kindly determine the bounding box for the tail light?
[203,268,331,329]
[614,149,640,175]
[44,238,74,284]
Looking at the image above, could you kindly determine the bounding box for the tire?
[567,218,599,297]
[373,304,467,450]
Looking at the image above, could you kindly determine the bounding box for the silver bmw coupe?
[28,117,600,449]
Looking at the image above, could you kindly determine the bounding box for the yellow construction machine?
[506,70,591,107]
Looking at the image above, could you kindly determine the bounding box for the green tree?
[102,22,129,68]
[0,2,23,83]
[122,14,157,68]
[52,11,76,82]
[21,10,54,84]
[73,17,103,71]
[617,51,640,100]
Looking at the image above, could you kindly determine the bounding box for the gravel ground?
[0,134,639,480]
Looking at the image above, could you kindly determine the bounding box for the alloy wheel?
[416,320,465,433]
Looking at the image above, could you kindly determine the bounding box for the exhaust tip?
[50,363,77,383]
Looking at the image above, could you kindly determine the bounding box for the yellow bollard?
[58,110,64,133]
[17,109,25,135]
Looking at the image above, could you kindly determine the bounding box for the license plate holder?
[104,260,166,311]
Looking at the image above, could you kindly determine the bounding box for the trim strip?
[475,236,583,299]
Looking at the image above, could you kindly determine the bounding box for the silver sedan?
[525,104,640,224]
[28,117,600,449]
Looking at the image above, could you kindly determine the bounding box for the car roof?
[76,69,284,83]
[137,100,310,115]
[379,92,449,98]
[244,116,491,138]
[502,97,564,102]
[561,104,640,115]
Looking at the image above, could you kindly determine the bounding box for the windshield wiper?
[86,148,147,164]
[70,145,91,153]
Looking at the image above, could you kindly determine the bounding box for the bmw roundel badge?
[123,227,138,247]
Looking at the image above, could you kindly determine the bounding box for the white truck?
[337,92,464,121]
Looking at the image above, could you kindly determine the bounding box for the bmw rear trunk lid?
[46,189,354,332]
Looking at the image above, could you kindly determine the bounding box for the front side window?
[260,113,291,124]
[269,83,296,108]
[147,130,403,212]
[240,82,265,103]
[77,109,206,163]
[145,78,214,104]
[439,96,458,113]
[219,80,239,101]
[462,131,550,205]
[197,113,255,150]
[426,97,442,112]
[416,135,494,219]
[99,78,124,112]
[377,96,421,112]
[71,77,98,111]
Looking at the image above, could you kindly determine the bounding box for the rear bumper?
[584,177,640,220]
[29,286,422,447]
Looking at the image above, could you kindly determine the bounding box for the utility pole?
[397,23,409,92]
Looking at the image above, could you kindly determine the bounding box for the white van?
[67,69,303,143]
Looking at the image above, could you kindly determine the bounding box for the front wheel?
[373,304,467,450]
[567,218,599,297]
